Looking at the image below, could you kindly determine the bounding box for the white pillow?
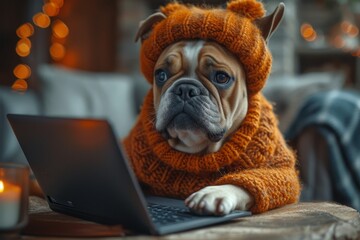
[37,64,137,138]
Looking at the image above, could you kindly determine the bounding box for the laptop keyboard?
[147,203,197,225]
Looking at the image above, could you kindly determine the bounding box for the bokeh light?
[13,64,31,79]
[348,26,359,38]
[341,20,359,37]
[16,38,31,57]
[341,21,352,33]
[47,0,64,8]
[13,0,67,91]
[33,12,51,28]
[43,2,60,16]
[50,42,66,60]
[16,23,34,38]
[52,20,69,39]
[11,79,28,91]
[301,23,317,42]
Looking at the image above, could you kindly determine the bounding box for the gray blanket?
[286,90,360,211]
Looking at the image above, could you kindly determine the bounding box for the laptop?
[7,114,251,235]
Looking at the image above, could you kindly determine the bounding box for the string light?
[52,20,69,39]
[300,23,317,42]
[48,0,64,8]
[13,64,31,79]
[11,79,28,92]
[16,23,34,38]
[33,12,51,28]
[12,0,67,91]
[15,38,31,57]
[341,20,359,37]
[300,21,360,58]
[50,19,69,61]
[43,2,60,17]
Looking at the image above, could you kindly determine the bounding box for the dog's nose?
[174,84,201,100]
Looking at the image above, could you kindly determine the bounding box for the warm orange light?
[0,180,4,193]
[348,26,359,37]
[306,32,317,42]
[16,23,34,38]
[50,0,64,8]
[52,20,69,39]
[48,0,64,8]
[341,21,359,37]
[16,38,31,57]
[51,35,66,45]
[50,42,66,60]
[13,64,31,79]
[33,13,51,28]
[12,79,28,91]
[300,23,317,42]
[17,38,31,48]
[43,2,60,17]
[341,21,352,33]
[301,24,313,37]
[302,28,314,38]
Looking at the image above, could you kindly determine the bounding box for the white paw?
[184,185,253,215]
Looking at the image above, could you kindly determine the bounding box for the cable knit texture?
[124,0,301,214]
[123,92,300,213]
[140,0,272,96]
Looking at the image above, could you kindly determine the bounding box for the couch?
[0,64,150,165]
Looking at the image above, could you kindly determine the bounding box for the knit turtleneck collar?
[138,90,274,174]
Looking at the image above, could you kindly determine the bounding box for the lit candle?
[0,180,21,229]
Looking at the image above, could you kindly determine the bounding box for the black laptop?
[7,114,251,235]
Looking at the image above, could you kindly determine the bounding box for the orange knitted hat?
[140,0,272,95]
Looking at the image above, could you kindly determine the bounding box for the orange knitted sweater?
[123,91,301,214]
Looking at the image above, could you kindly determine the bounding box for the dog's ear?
[135,12,167,42]
[255,2,285,42]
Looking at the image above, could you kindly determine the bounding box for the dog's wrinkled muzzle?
[156,78,225,143]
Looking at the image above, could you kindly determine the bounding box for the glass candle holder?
[0,163,29,235]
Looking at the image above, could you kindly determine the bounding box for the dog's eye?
[155,69,168,84]
[214,71,231,84]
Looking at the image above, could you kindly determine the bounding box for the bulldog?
[152,40,253,214]
[124,0,300,216]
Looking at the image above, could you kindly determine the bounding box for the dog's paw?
[184,185,253,215]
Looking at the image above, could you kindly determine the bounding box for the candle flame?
[0,180,4,193]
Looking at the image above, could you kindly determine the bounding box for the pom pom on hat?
[227,0,266,20]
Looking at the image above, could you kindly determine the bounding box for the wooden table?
[20,197,360,240]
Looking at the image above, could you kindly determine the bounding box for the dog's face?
[153,40,248,154]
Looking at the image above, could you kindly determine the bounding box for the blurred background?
[1,0,360,89]
[0,0,359,211]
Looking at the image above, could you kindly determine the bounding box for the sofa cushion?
[37,64,137,138]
